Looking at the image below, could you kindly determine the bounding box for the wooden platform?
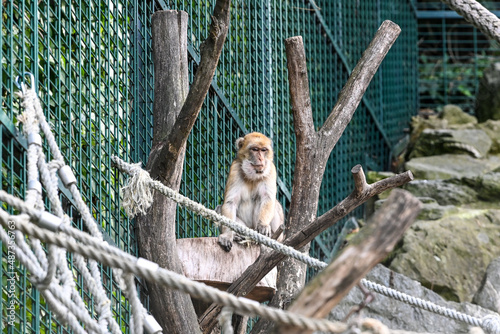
[176,237,277,302]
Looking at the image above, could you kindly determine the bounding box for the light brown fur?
[218,132,284,251]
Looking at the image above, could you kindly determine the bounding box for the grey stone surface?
[388,210,500,303]
[409,129,491,159]
[330,265,498,333]
[403,179,477,206]
[473,257,500,313]
[477,173,500,201]
[478,120,500,154]
[440,104,478,125]
[405,154,500,180]
[375,197,457,221]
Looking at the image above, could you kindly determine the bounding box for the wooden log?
[137,1,231,332]
[277,189,422,334]
[177,237,277,303]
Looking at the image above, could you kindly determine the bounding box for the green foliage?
[419,52,497,111]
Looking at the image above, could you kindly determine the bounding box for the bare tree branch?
[199,167,413,332]
[296,168,414,248]
[148,0,232,182]
[200,19,403,332]
[278,189,422,334]
[319,20,401,152]
[286,36,316,142]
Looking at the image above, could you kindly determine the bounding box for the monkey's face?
[237,132,273,180]
[241,153,271,180]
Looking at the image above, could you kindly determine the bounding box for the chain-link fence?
[1,0,417,332]
[417,0,500,113]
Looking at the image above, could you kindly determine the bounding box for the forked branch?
[199,19,404,333]
[198,167,413,331]
[319,20,401,152]
[278,189,422,334]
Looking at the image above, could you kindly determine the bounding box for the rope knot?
[47,160,65,171]
[482,314,500,334]
[120,163,154,218]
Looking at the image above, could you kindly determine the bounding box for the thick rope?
[361,279,500,334]
[112,157,326,270]
[219,307,235,334]
[440,0,500,44]
[0,212,349,334]
[7,80,159,334]
[111,156,500,334]
[16,88,108,333]
[28,87,118,332]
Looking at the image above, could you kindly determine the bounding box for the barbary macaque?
[217,132,284,251]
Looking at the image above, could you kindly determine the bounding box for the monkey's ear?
[235,137,245,150]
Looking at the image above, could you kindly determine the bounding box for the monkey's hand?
[218,233,233,252]
[256,223,272,238]
[233,234,245,242]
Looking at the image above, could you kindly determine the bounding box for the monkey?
[217,132,284,252]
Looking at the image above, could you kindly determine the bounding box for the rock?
[330,265,498,333]
[407,116,448,160]
[416,199,457,220]
[440,104,478,125]
[388,209,500,303]
[478,120,500,154]
[463,172,500,202]
[404,179,477,206]
[473,257,500,313]
[408,129,491,159]
[475,62,500,122]
[477,173,500,201]
[405,154,500,180]
[375,197,457,221]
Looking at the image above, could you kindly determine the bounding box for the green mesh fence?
[155,0,418,273]
[1,0,153,332]
[2,0,417,332]
[417,0,500,113]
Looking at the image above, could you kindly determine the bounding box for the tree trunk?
[251,22,402,332]
[203,22,402,333]
[250,35,320,334]
[136,11,201,334]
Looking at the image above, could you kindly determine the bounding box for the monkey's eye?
[261,148,268,152]
[251,147,260,152]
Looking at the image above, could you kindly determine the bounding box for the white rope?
[112,156,326,270]
[219,307,235,334]
[0,211,349,333]
[111,156,500,334]
[440,0,500,44]
[4,77,160,334]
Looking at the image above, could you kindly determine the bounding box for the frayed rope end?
[121,163,154,218]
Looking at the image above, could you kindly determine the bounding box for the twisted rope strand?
[441,0,500,44]
[1,210,348,333]
[13,86,127,333]
[111,156,500,334]
[112,156,326,270]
